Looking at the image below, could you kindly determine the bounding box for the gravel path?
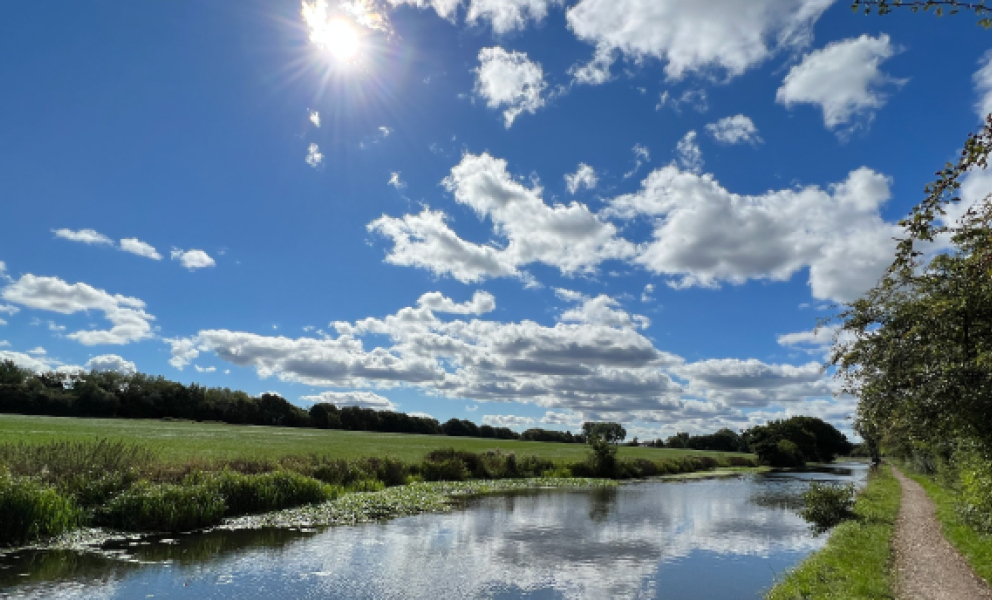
[892,466,992,600]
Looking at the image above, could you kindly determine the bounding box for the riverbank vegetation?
[0,437,757,547]
[766,464,901,599]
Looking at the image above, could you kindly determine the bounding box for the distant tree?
[745,417,852,467]
[666,432,690,449]
[581,422,627,445]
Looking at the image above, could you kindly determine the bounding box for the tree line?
[0,359,852,467]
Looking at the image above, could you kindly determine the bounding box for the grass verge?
[765,463,901,600]
[905,472,992,586]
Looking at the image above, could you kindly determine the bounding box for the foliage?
[519,428,582,443]
[190,470,337,516]
[584,434,620,478]
[800,482,857,534]
[852,0,992,26]
[0,475,80,547]
[581,422,626,445]
[766,465,901,600]
[96,481,227,532]
[745,417,852,467]
[955,442,992,533]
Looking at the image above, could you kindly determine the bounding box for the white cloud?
[388,172,406,189]
[385,0,462,22]
[371,153,633,283]
[171,249,216,270]
[474,47,547,128]
[975,49,992,120]
[166,337,201,370]
[85,354,137,375]
[705,114,762,145]
[379,126,392,137]
[194,365,217,373]
[564,163,598,194]
[569,45,616,86]
[624,144,650,179]
[777,34,903,131]
[675,131,703,173]
[0,304,19,316]
[656,89,708,113]
[0,349,57,373]
[675,358,822,390]
[53,228,113,246]
[306,143,323,167]
[2,274,156,345]
[119,238,162,260]
[300,390,398,411]
[640,283,654,302]
[417,290,496,314]
[541,410,583,426]
[26,347,46,355]
[309,110,321,128]
[557,291,649,330]
[465,0,560,33]
[482,414,535,428]
[608,165,899,302]
[566,0,833,81]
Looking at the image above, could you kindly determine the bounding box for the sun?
[302,1,362,63]
[319,19,361,61]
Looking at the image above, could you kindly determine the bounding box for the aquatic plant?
[97,481,226,532]
[0,474,80,546]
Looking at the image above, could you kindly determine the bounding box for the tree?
[581,422,627,445]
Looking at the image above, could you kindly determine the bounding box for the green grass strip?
[766,464,901,599]
[905,472,992,586]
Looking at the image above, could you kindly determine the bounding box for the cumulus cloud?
[2,274,155,345]
[301,390,398,411]
[474,47,547,128]
[166,337,201,370]
[85,354,137,374]
[119,238,162,260]
[608,165,898,302]
[53,228,113,246]
[0,349,57,373]
[306,143,323,167]
[569,45,616,86]
[482,414,535,428]
[675,131,703,173]
[777,34,903,131]
[557,290,649,330]
[564,163,598,194]
[309,110,321,128]
[370,153,634,283]
[705,114,762,145]
[171,249,216,270]
[417,290,496,314]
[386,0,559,33]
[190,291,682,417]
[656,89,708,113]
[566,0,832,81]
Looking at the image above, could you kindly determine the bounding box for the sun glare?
[302,1,363,63]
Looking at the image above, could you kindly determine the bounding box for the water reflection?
[0,463,868,600]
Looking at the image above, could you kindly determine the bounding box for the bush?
[420,458,469,481]
[196,470,336,516]
[97,481,226,532]
[956,442,992,533]
[586,436,619,478]
[0,475,79,546]
[800,482,856,534]
[759,439,806,468]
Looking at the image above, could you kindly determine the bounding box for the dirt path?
[891,466,992,599]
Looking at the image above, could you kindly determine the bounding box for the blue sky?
[2,0,990,440]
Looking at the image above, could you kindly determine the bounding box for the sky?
[2,0,991,441]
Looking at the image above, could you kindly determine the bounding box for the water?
[0,463,867,599]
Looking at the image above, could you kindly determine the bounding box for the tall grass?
[96,481,227,532]
[192,470,340,516]
[0,474,80,546]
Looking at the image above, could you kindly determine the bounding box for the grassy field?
[765,464,902,600]
[0,414,750,464]
[907,472,992,586]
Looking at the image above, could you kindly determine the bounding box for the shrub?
[800,482,856,534]
[420,457,469,481]
[196,470,335,516]
[956,442,992,533]
[0,475,79,547]
[97,481,226,532]
[758,439,806,468]
[586,436,619,478]
[727,456,756,468]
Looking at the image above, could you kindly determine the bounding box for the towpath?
[892,466,992,599]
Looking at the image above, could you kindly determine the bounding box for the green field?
[0,414,750,464]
